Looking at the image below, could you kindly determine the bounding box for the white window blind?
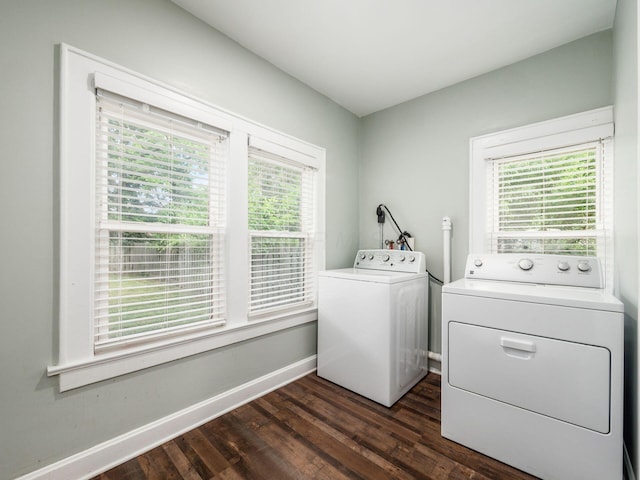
[94,90,228,350]
[248,146,316,315]
[487,140,613,260]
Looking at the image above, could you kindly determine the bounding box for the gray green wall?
[613,0,639,471]
[2,1,638,478]
[0,1,360,478]
[360,30,614,354]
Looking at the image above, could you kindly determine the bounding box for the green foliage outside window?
[495,148,598,256]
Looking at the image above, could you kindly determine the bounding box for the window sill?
[47,308,317,392]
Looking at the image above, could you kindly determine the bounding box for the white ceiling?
[172,0,617,117]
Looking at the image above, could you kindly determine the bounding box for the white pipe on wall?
[442,216,452,284]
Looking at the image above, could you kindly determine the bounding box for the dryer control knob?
[359,253,366,260]
[382,254,390,262]
[518,258,534,271]
[577,261,592,272]
[474,259,483,267]
[557,261,570,272]
[368,254,374,260]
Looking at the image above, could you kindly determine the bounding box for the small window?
[470,107,614,288]
[94,91,228,350]
[247,145,317,315]
[487,142,607,256]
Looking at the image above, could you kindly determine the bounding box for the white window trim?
[49,44,325,391]
[469,106,614,286]
[247,138,320,317]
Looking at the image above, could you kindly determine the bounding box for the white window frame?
[247,137,320,318]
[49,44,325,391]
[469,106,614,288]
[93,88,229,352]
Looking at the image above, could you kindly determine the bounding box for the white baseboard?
[428,359,442,375]
[17,355,317,480]
[427,350,442,375]
[625,442,636,480]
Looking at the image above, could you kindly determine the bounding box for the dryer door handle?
[500,337,537,353]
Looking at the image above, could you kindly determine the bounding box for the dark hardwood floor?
[93,373,538,479]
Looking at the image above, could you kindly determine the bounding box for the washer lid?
[443,278,624,312]
[319,268,427,284]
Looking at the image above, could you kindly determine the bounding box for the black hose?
[377,204,413,251]
[376,203,444,284]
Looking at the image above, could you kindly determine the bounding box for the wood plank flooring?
[93,373,538,479]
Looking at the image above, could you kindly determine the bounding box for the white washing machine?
[317,249,429,407]
[442,254,624,480]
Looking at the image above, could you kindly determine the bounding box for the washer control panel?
[465,253,603,288]
[354,249,426,273]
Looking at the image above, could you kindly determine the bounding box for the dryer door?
[448,322,611,433]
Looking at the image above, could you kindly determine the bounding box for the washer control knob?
[518,258,534,271]
[399,255,406,262]
[382,254,390,262]
[359,253,366,260]
[368,254,374,260]
[557,261,570,272]
[408,255,416,263]
[577,261,592,273]
[474,259,483,267]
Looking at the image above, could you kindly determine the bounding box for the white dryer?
[442,254,624,480]
[317,249,429,407]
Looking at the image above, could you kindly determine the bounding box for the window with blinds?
[94,90,228,350]
[248,147,316,315]
[487,141,612,257]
